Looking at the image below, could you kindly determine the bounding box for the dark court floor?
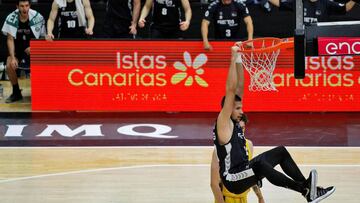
[1,112,359,146]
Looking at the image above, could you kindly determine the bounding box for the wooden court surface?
[0,146,359,203]
[0,78,31,112]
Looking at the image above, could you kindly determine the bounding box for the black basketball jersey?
[213,119,249,184]
[303,0,346,25]
[204,0,250,39]
[15,19,34,59]
[152,0,182,31]
[58,1,85,38]
[106,0,133,22]
[280,0,347,25]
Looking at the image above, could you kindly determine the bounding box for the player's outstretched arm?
[235,62,245,100]
[217,46,239,145]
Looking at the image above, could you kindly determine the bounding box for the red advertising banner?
[318,37,360,56]
[31,40,360,112]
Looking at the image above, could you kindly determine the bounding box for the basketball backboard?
[294,0,360,79]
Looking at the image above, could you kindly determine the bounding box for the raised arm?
[210,149,226,203]
[180,0,192,31]
[83,0,95,35]
[130,0,141,34]
[216,46,239,145]
[138,0,153,28]
[46,1,59,41]
[235,54,245,98]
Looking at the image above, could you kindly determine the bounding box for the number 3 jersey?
[204,0,250,39]
[58,1,85,38]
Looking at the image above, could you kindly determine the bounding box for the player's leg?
[250,146,335,202]
[6,56,19,87]
[5,56,22,103]
[250,154,308,194]
[257,146,307,182]
[250,146,316,196]
[312,186,336,203]
[224,174,258,195]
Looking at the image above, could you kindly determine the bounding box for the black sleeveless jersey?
[280,0,347,25]
[204,0,250,39]
[303,0,346,25]
[106,0,133,22]
[213,119,249,183]
[15,19,34,59]
[152,0,182,32]
[58,1,85,38]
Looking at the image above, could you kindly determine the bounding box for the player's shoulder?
[326,0,345,6]
[233,0,247,7]
[5,10,18,21]
[208,0,221,9]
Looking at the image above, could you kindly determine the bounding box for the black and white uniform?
[213,119,256,194]
[214,119,309,194]
[103,0,135,38]
[15,19,34,68]
[204,0,250,39]
[150,0,183,39]
[279,0,347,25]
[58,1,86,38]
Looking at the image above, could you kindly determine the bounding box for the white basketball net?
[238,38,282,92]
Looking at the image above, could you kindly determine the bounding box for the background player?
[1,0,45,103]
[266,0,359,25]
[46,0,95,40]
[102,0,141,38]
[202,0,253,50]
[138,0,192,39]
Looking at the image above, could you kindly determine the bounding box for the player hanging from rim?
[265,0,359,25]
[211,114,265,203]
[213,45,336,203]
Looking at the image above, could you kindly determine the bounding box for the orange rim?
[237,37,294,54]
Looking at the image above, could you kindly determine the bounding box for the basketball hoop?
[237,37,293,91]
